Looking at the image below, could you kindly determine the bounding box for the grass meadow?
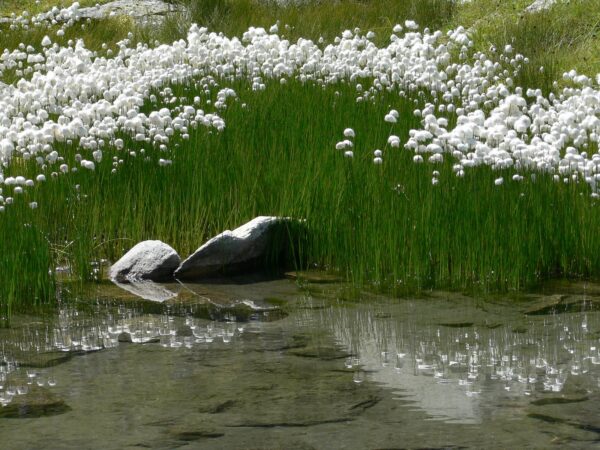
[0,0,599,324]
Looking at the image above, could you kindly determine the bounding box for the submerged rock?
[288,345,353,361]
[524,294,600,315]
[0,386,70,418]
[117,331,160,344]
[117,332,133,343]
[285,270,343,284]
[110,240,181,283]
[175,216,302,280]
[527,394,600,435]
[193,299,287,322]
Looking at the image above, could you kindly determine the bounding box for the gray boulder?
[110,240,180,282]
[78,0,181,20]
[525,0,556,13]
[175,216,296,280]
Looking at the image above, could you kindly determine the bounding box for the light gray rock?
[110,240,180,282]
[175,216,294,280]
[78,0,180,20]
[525,0,556,13]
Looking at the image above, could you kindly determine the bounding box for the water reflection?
[112,280,179,303]
[2,284,600,430]
[317,299,600,424]
[0,303,245,410]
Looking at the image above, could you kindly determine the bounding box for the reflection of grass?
[2,78,600,323]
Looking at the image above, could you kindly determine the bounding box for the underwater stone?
[175,216,299,280]
[0,386,71,418]
[110,240,181,283]
[117,332,133,343]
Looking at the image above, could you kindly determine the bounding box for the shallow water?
[1,277,600,449]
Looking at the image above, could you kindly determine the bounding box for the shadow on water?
[1,277,600,448]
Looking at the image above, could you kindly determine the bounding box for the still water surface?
[1,277,600,449]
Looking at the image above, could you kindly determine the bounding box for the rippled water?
[1,277,600,449]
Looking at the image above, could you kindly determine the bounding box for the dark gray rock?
[117,332,133,343]
[110,240,180,282]
[175,216,299,280]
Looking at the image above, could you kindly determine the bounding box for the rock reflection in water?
[316,299,600,424]
[112,280,179,303]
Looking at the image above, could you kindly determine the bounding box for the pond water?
[1,276,600,449]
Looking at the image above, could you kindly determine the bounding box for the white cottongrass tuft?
[384,113,397,123]
[81,160,95,170]
[387,135,400,148]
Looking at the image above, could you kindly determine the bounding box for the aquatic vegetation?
[0,0,600,319]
